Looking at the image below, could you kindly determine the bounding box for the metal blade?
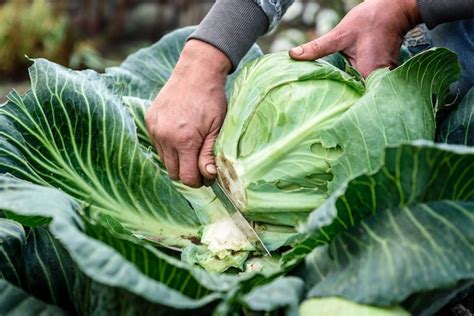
[211,181,271,256]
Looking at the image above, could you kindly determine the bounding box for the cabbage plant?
[0,27,473,315]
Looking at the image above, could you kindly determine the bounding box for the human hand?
[289,0,421,77]
[146,40,231,187]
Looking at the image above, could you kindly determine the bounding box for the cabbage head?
[215,50,459,226]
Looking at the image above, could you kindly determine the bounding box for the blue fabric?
[253,0,294,30]
[429,19,474,96]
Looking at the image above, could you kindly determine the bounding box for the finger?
[198,132,218,180]
[163,147,180,180]
[177,148,202,188]
[289,30,345,61]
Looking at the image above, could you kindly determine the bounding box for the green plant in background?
[0,0,68,78]
[0,26,473,315]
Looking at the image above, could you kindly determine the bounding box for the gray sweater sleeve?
[418,0,474,29]
[189,0,269,72]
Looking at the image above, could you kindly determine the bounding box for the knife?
[211,180,271,256]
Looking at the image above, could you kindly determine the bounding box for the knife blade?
[211,181,271,256]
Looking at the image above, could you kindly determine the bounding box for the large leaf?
[321,48,461,192]
[290,142,474,305]
[438,87,474,146]
[0,279,67,316]
[306,200,474,305]
[0,52,200,250]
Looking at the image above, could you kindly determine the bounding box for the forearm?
[189,0,268,72]
[418,0,474,29]
[189,0,294,72]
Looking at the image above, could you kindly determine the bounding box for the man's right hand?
[145,40,231,188]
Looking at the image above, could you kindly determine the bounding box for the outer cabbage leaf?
[289,142,474,305]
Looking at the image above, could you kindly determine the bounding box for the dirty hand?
[289,0,421,77]
[146,39,231,187]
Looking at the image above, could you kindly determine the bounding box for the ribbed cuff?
[417,0,474,29]
[189,0,269,72]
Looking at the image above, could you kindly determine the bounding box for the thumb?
[198,132,218,180]
[289,31,342,61]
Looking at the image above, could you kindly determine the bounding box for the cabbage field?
[0,27,473,315]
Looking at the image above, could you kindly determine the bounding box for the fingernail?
[291,46,304,55]
[206,164,217,175]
